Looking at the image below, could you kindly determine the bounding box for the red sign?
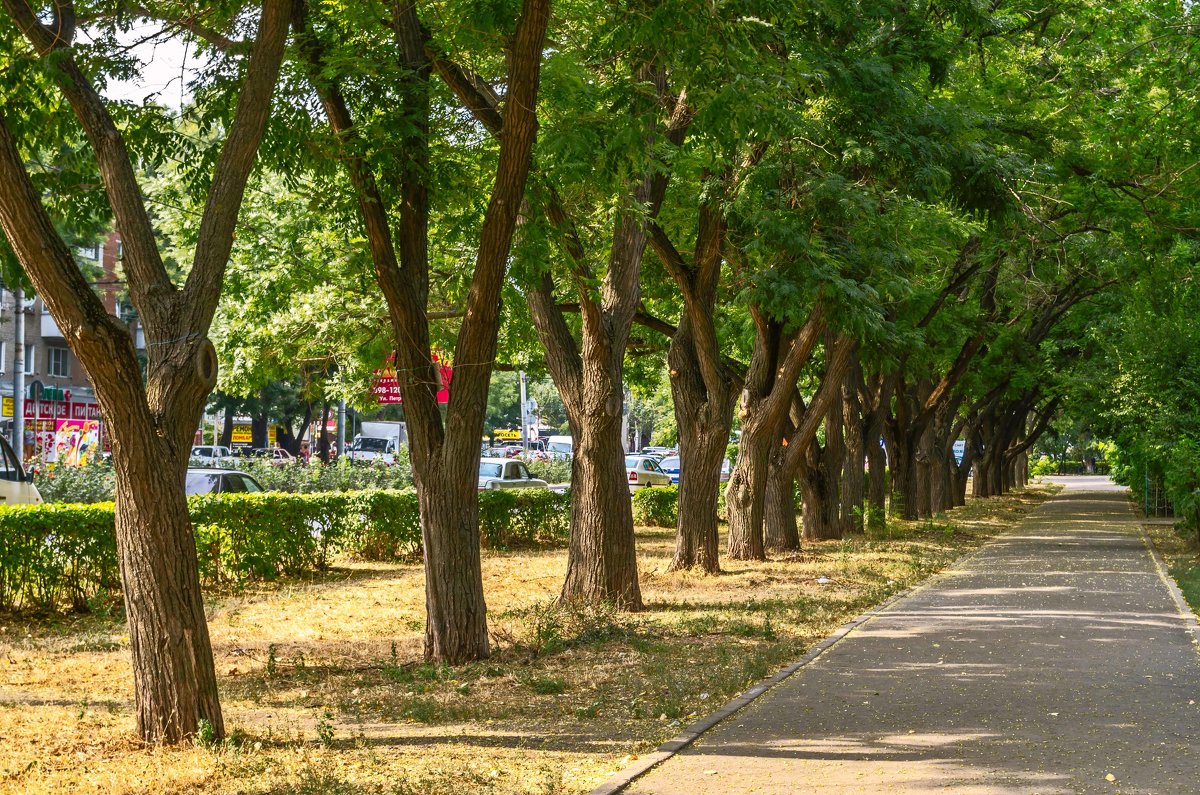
[371,351,453,405]
[24,400,99,419]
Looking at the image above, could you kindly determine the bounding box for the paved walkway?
[623,477,1200,794]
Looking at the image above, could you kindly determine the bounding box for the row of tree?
[0,0,1190,746]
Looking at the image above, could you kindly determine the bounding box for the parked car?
[625,455,672,493]
[640,446,671,460]
[657,455,733,485]
[478,457,549,491]
[190,445,233,465]
[501,445,524,458]
[0,433,41,504]
[185,468,265,496]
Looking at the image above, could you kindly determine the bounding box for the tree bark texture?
[840,368,865,534]
[667,321,733,572]
[725,308,825,560]
[764,450,799,552]
[560,413,643,606]
[0,0,290,743]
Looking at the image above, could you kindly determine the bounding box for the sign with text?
[371,350,453,405]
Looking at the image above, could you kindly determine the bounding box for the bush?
[32,460,115,504]
[0,487,571,611]
[32,455,418,505]
[0,502,119,612]
[526,458,572,485]
[228,455,414,493]
[1029,456,1058,478]
[632,485,677,527]
[480,488,571,547]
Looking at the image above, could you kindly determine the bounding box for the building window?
[48,347,69,378]
[24,345,35,375]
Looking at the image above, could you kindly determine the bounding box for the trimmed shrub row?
[632,485,679,527]
[0,488,571,612]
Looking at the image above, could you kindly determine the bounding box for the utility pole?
[336,399,346,457]
[12,285,24,463]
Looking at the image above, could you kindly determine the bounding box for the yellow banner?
[231,424,278,446]
[1,397,10,418]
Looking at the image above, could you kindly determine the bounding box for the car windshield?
[185,472,220,495]
[548,442,572,454]
[354,438,390,452]
[625,457,642,468]
[660,457,680,469]
[479,463,503,478]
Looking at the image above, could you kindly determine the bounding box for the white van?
[0,435,41,505]
[546,435,573,460]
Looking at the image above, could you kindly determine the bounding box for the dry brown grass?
[0,485,1056,795]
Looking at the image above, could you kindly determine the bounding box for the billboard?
[53,419,101,466]
[372,350,452,405]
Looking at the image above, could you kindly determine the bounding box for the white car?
[191,445,233,465]
[626,455,672,493]
[657,455,732,485]
[478,457,550,491]
[0,434,41,505]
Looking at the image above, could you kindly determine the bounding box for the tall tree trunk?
[726,311,827,560]
[0,0,289,743]
[841,371,865,534]
[112,433,223,743]
[913,432,934,517]
[668,321,734,573]
[799,448,837,540]
[725,425,771,560]
[317,401,331,462]
[764,451,799,552]
[251,411,269,449]
[823,371,845,532]
[416,463,489,661]
[220,410,235,448]
[562,410,642,606]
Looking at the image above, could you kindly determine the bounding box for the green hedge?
[0,502,120,612]
[632,485,678,527]
[0,488,571,612]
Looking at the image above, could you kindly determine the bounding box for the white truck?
[348,421,407,464]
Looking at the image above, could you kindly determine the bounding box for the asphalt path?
[621,476,1200,794]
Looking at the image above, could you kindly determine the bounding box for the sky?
[99,23,206,109]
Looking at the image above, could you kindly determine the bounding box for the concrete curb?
[585,502,1052,795]
[1136,515,1200,643]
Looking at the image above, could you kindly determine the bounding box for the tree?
[0,0,289,742]
[291,0,551,661]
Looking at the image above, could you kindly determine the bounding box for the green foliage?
[32,460,116,504]
[478,489,572,548]
[631,485,677,528]
[0,502,118,612]
[0,489,571,612]
[525,458,571,484]
[33,457,417,505]
[230,456,414,494]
